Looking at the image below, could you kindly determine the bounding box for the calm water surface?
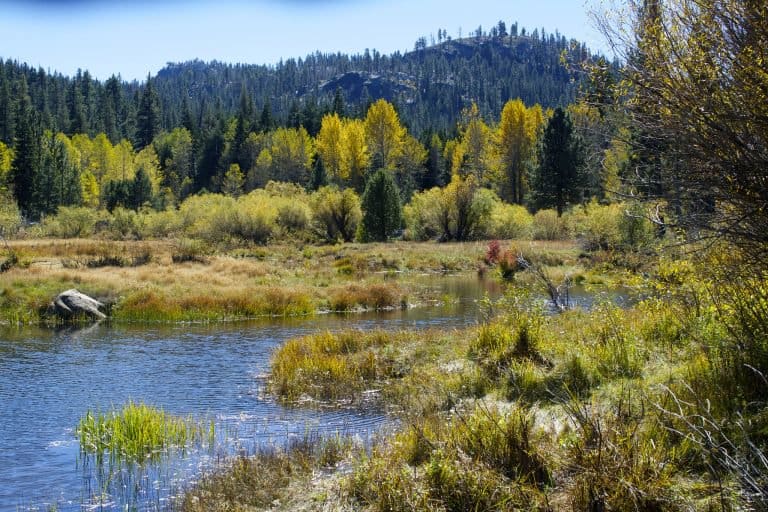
[0,274,632,511]
[0,275,504,511]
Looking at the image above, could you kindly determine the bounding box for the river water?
[0,275,509,511]
[0,275,632,511]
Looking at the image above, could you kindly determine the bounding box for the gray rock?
[49,289,106,321]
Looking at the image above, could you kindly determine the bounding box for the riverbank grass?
[77,401,214,463]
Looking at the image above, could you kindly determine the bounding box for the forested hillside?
[0,21,607,222]
[0,22,595,147]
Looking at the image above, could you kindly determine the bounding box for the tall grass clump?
[270,330,395,402]
[113,286,313,322]
[347,405,551,511]
[328,282,402,311]
[559,393,681,511]
[77,400,213,463]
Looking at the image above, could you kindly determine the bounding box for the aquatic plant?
[77,401,214,463]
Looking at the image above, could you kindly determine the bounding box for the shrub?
[404,175,496,242]
[531,209,567,240]
[106,207,140,240]
[488,202,534,240]
[309,186,361,243]
[137,208,183,238]
[43,206,102,238]
[0,189,21,236]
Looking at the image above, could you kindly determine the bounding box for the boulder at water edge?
[49,289,107,321]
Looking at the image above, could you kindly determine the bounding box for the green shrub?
[43,206,102,238]
[309,186,361,243]
[107,207,140,240]
[531,209,567,240]
[0,189,21,236]
[137,208,183,238]
[488,202,534,240]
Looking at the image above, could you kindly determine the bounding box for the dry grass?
[4,238,578,324]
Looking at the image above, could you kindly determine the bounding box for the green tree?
[359,169,402,242]
[136,74,161,149]
[222,163,245,196]
[0,64,15,144]
[131,166,153,209]
[11,76,41,219]
[532,108,584,216]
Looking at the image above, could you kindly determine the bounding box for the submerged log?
[49,289,107,321]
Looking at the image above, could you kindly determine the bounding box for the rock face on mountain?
[49,289,107,321]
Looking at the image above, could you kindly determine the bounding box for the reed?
[76,400,214,463]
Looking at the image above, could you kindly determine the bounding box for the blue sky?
[1,0,607,82]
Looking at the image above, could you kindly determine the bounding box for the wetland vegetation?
[1,0,767,509]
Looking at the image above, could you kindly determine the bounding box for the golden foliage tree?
[364,99,405,170]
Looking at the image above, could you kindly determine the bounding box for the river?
[0,274,633,511]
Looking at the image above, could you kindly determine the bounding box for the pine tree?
[11,76,42,219]
[532,108,584,216]
[68,80,87,135]
[332,87,345,117]
[136,74,161,149]
[359,169,402,242]
[259,99,274,133]
[0,63,14,144]
[131,166,153,209]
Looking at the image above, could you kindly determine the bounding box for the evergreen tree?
[11,76,41,219]
[131,166,153,209]
[259,99,274,133]
[136,74,161,148]
[532,107,584,216]
[232,86,253,167]
[0,64,15,144]
[359,169,402,242]
[422,132,445,189]
[103,75,122,143]
[332,87,345,117]
[68,80,87,135]
[310,155,328,191]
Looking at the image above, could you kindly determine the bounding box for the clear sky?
[0,0,607,82]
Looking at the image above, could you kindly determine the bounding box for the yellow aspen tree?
[341,118,370,191]
[495,99,543,204]
[364,99,405,170]
[134,145,161,193]
[0,141,13,184]
[269,127,314,184]
[316,113,345,180]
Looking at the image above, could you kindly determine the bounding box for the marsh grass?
[328,282,402,311]
[347,404,552,511]
[179,433,356,512]
[1,239,520,325]
[113,286,314,322]
[77,401,214,464]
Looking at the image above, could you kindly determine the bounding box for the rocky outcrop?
[49,289,107,321]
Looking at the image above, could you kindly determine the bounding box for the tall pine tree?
[532,107,584,216]
[136,74,161,149]
[359,169,402,242]
[11,76,42,219]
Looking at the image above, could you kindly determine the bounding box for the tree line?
[1,90,599,229]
